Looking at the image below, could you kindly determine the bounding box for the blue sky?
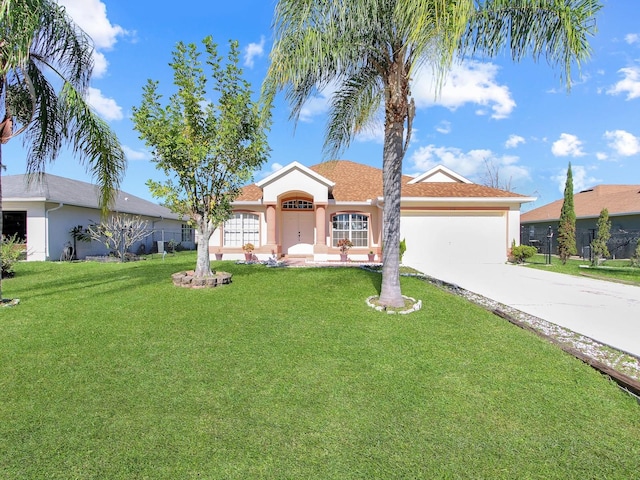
[4,0,640,211]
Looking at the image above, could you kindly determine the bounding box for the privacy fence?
[521,228,640,261]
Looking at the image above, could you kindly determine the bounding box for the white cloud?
[625,33,640,45]
[259,162,284,179]
[596,152,609,161]
[244,36,265,68]
[412,60,516,119]
[551,165,599,194]
[122,145,151,161]
[604,129,640,156]
[57,0,126,50]
[87,87,123,121]
[607,66,640,100]
[551,133,585,157]
[435,121,451,134]
[505,134,525,149]
[56,0,129,79]
[408,144,529,184]
[92,51,108,78]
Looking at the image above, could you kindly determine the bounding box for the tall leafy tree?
[262,0,601,307]
[132,37,270,278]
[591,207,611,265]
[0,0,126,298]
[558,162,577,263]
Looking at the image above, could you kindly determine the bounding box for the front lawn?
[1,253,638,479]
[525,254,640,286]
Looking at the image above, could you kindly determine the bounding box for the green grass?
[526,254,640,285]
[1,253,639,479]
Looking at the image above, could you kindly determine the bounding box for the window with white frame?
[332,213,368,247]
[224,213,259,247]
[282,199,313,210]
[181,224,194,243]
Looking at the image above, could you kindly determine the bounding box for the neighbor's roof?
[3,173,179,219]
[521,185,640,223]
[237,160,529,202]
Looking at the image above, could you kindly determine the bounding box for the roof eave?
[378,196,537,204]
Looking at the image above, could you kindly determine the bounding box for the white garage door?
[400,212,507,268]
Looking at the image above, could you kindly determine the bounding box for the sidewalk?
[413,262,640,358]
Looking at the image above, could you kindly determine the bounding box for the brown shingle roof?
[238,160,528,202]
[521,185,640,222]
[236,183,263,201]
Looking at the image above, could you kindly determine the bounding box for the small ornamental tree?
[591,207,611,265]
[88,214,149,258]
[557,162,577,264]
[132,37,270,278]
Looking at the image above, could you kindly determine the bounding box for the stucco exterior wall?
[4,201,47,261]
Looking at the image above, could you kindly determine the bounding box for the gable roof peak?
[408,164,472,184]
[255,161,335,189]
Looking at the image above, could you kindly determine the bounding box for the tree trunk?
[194,226,214,277]
[378,117,405,308]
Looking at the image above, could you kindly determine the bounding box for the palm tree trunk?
[378,117,405,308]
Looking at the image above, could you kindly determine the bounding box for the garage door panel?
[401,214,506,267]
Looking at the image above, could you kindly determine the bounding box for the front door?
[282,211,314,255]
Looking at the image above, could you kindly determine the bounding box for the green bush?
[631,242,640,267]
[1,234,25,277]
[511,244,538,264]
[399,238,407,263]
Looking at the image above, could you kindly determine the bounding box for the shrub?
[591,208,611,266]
[631,242,640,267]
[399,238,407,263]
[1,234,25,278]
[511,244,538,264]
[337,238,352,254]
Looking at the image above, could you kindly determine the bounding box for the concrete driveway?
[412,261,640,358]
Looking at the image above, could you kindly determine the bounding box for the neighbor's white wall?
[47,205,109,260]
[35,204,186,260]
[3,201,47,261]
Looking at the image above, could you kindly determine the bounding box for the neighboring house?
[2,173,194,261]
[521,185,640,259]
[209,160,535,267]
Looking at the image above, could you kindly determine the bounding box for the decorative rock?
[365,295,422,315]
[171,271,232,289]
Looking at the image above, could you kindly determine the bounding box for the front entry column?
[266,204,276,244]
[314,204,328,255]
[265,203,278,254]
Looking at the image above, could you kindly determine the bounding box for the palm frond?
[463,0,602,86]
[59,82,125,211]
[324,68,383,159]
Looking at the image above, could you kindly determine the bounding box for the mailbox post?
[546,226,553,265]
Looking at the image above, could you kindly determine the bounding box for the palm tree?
[0,0,126,298]
[262,0,601,307]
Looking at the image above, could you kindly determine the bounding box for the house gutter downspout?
[45,202,64,260]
